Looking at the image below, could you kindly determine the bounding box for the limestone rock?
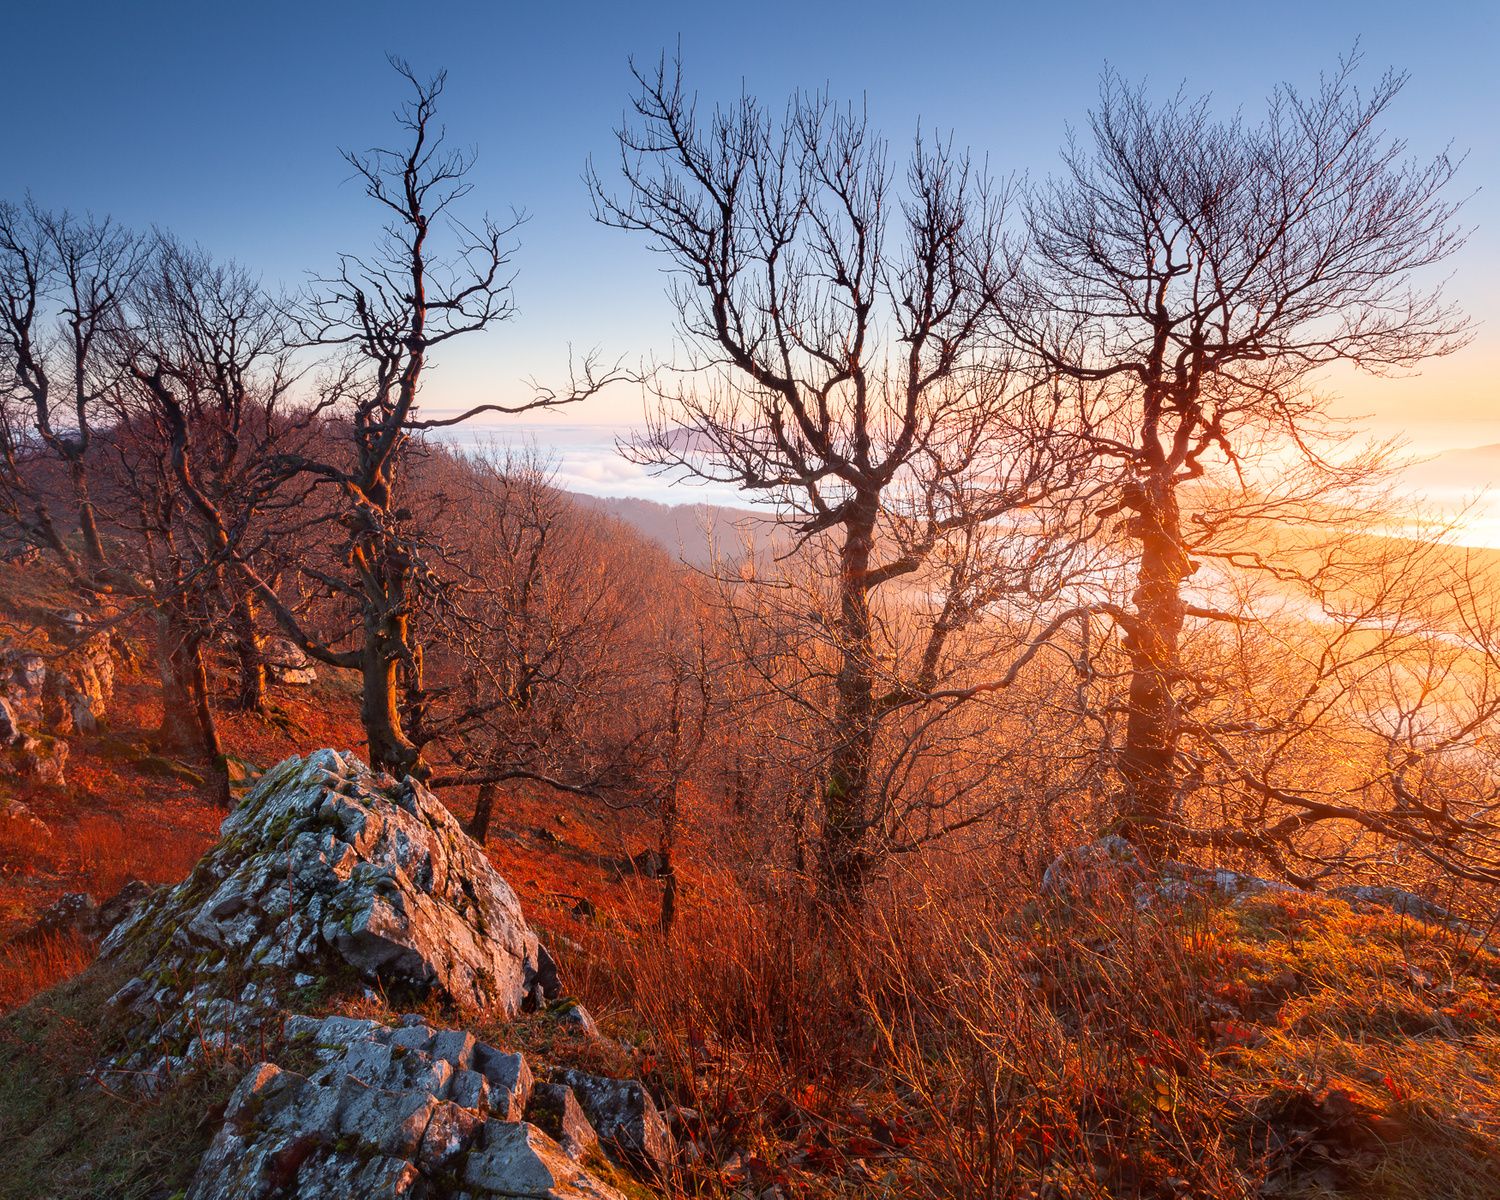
[1039,836,1149,900]
[262,636,317,686]
[101,750,555,1023]
[528,1081,600,1161]
[0,643,47,725]
[552,1069,674,1173]
[189,1027,623,1200]
[549,998,600,1040]
[6,734,67,785]
[43,622,114,735]
[464,1121,626,1200]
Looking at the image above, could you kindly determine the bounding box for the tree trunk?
[70,458,106,568]
[1117,470,1190,855]
[818,501,880,894]
[187,640,231,807]
[232,596,266,712]
[465,781,497,845]
[29,504,83,581]
[362,607,423,778]
[155,611,200,754]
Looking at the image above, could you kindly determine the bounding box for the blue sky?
[3,0,1496,477]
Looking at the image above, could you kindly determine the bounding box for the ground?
[0,556,1497,1199]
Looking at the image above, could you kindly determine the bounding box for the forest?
[0,51,1495,1200]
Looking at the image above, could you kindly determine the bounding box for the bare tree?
[232,59,621,778]
[108,235,307,788]
[590,58,1079,894]
[997,55,1472,856]
[0,200,145,577]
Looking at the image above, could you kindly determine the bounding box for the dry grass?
[557,858,1500,1200]
[66,812,211,898]
[0,931,95,1012]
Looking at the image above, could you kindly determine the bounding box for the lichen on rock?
[100,749,558,1068]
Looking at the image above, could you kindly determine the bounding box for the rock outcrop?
[553,1069,675,1174]
[44,621,115,735]
[21,880,151,943]
[100,749,558,1072]
[189,1016,624,1200]
[262,635,317,686]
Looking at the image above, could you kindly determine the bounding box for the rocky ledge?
[77,748,674,1199]
[189,1013,665,1200]
[101,748,557,1040]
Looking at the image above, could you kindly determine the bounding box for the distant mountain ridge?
[563,492,781,567]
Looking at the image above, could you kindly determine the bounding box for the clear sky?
[3,0,1496,466]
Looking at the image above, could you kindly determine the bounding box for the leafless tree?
[229,59,622,778]
[0,200,146,577]
[996,54,1472,858]
[107,235,308,788]
[590,57,1083,895]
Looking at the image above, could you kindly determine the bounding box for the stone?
[100,750,556,1036]
[449,1068,492,1113]
[42,624,114,735]
[528,1081,600,1162]
[0,696,20,743]
[1039,836,1150,900]
[188,1025,596,1200]
[430,1028,477,1070]
[6,734,67,785]
[463,1122,626,1200]
[263,636,317,686]
[474,1043,533,1120]
[552,1069,674,1173]
[550,998,600,1039]
[418,1100,485,1171]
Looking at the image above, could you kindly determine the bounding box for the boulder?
[0,696,21,744]
[528,1081,600,1161]
[1039,835,1150,900]
[42,622,114,735]
[5,734,67,785]
[0,642,47,725]
[464,1121,625,1200]
[552,1069,674,1173]
[99,750,558,1066]
[262,636,317,686]
[550,998,601,1040]
[189,1026,624,1200]
[21,880,152,943]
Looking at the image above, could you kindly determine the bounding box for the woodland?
[0,51,1496,1200]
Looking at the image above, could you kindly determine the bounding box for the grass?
[0,957,247,1200]
[546,866,1500,1200]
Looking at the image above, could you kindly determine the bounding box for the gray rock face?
[42,624,114,735]
[102,750,555,1020]
[188,1021,624,1200]
[528,1081,600,1161]
[1039,836,1149,900]
[19,882,152,945]
[465,1121,625,1199]
[0,642,47,726]
[5,733,68,785]
[262,635,317,686]
[552,1069,674,1173]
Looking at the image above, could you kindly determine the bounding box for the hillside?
[563,492,779,568]
[0,541,1491,1199]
